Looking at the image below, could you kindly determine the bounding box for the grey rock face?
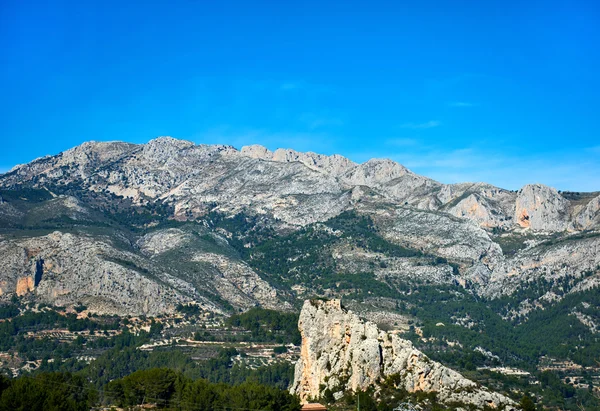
[241,145,357,176]
[443,183,516,229]
[574,194,600,230]
[0,226,291,315]
[135,227,292,312]
[291,299,516,410]
[514,184,569,231]
[377,206,503,264]
[0,231,195,315]
[484,235,600,299]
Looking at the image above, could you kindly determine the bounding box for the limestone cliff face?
[449,194,506,228]
[0,231,194,315]
[514,184,569,231]
[291,299,516,410]
[240,145,356,176]
[574,194,600,230]
[15,276,34,296]
[484,235,600,299]
[378,206,503,264]
[442,183,516,229]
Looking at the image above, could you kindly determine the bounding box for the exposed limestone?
[0,228,290,316]
[137,228,194,256]
[484,234,600,298]
[446,187,515,229]
[191,252,291,311]
[514,184,569,231]
[574,194,600,230]
[291,299,516,410]
[340,159,411,187]
[1,138,595,233]
[136,228,291,312]
[0,231,199,315]
[16,276,34,296]
[241,145,357,176]
[379,206,503,264]
[240,144,273,160]
[449,194,502,228]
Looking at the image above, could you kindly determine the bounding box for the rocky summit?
[4,137,599,230]
[0,136,598,320]
[291,299,516,410]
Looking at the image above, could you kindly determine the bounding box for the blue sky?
[1,0,599,191]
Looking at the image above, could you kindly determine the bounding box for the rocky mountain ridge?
[5,137,599,231]
[0,136,599,317]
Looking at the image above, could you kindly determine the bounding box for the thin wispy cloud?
[383,147,600,191]
[399,120,441,129]
[299,113,344,130]
[448,101,477,107]
[385,138,419,147]
[587,145,600,154]
[278,81,333,94]
[280,82,301,91]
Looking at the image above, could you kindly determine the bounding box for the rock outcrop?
[442,183,516,229]
[15,276,35,296]
[574,194,600,230]
[241,145,357,176]
[514,184,569,231]
[291,299,516,410]
[484,234,600,299]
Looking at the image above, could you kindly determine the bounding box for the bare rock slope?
[0,226,290,316]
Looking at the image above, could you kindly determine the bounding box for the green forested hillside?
[0,369,300,411]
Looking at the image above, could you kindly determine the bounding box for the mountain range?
[1,136,598,318]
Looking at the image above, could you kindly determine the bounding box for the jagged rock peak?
[240,144,420,185]
[240,144,273,159]
[143,136,195,158]
[60,140,137,165]
[147,135,195,148]
[291,299,516,410]
[515,183,569,231]
[340,158,419,188]
[141,137,239,165]
[241,144,356,175]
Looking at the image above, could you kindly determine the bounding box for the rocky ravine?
[291,299,517,410]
